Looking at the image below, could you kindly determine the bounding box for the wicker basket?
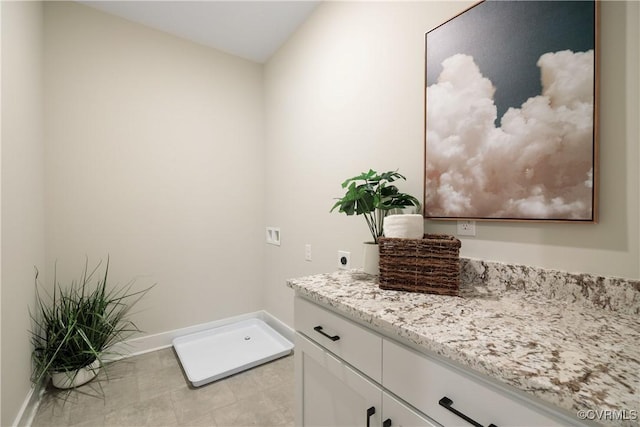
[378,234,461,296]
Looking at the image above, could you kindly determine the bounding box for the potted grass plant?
[29,258,153,389]
[330,169,421,274]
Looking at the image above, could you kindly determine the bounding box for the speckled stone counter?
[287,259,640,427]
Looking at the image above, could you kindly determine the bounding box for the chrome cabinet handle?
[313,325,340,341]
[439,396,498,427]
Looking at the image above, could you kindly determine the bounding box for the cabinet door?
[296,332,382,427]
[382,392,441,427]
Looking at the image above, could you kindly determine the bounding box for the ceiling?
[79,1,321,63]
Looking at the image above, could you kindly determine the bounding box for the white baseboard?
[12,382,44,427]
[17,310,294,426]
[107,310,294,360]
[258,310,296,344]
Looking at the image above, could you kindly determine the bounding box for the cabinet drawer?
[295,297,382,382]
[383,339,565,427]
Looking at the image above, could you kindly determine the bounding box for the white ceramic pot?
[51,359,101,389]
[363,242,379,275]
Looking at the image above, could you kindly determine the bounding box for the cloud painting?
[424,0,597,221]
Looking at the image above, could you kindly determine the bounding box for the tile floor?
[32,348,295,427]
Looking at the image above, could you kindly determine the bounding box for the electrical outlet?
[457,220,476,236]
[338,251,351,270]
[305,244,312,261]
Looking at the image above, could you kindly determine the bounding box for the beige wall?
[1,1,45,425]
[631,0,640,272]
[44,2,265,335]
[264,1,640,326]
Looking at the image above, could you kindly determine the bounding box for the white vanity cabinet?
[294,295,585,427]
[296,332,439,427]
[295,297,439,427]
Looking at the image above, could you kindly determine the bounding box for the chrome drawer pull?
[439,396,498,427]
[366,406,375,427]
[313,325,340,341]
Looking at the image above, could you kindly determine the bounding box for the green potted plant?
[29,258,153,390]
[330,169,421,274]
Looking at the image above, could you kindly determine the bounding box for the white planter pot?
[363,242,379,275]
[51,359,101,389]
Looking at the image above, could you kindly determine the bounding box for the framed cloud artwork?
[424,0,598,222]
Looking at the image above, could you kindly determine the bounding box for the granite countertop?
[286,266,640,427]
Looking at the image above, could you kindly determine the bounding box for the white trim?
[12,383,44,427]
[106,310,294,361]
[258,310,295,343]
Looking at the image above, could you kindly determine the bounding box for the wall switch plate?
[266,227,281,245]
[305,244,312,261]
[338,251,351,270]
[457,220,476,236]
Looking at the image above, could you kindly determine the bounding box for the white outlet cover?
[338,251,351,270]
[266,227,281,245]
[457,220,476,236]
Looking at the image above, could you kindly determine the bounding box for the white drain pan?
[172,318,293,387]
